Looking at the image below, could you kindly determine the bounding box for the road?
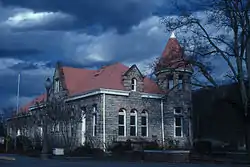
[0,154,243,167]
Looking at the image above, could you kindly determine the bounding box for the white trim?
[29,103,46,111]
[155,68,193,75]
[141,93,164,99]
[65,88,129,102]
[102,93,106,150]
[92,113,96,136]
[81,110,86,145]
[160,99,165,144]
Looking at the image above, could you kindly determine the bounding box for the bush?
[16,135,33,151]
[165,138,180,149]
[69,142,104,157]
[143,141,161,150]
[107,140,133,153]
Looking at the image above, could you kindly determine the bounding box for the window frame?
[178,77,183,90]
[141,110,148,137]
[131,78,137,91]
[54,79,60,93]
[118,109,126,136]
[168,79,174,90]
[174,116,183,137]
[130,109,137,136]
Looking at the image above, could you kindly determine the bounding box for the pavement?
[0,154,246,167]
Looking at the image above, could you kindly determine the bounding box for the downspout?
[102,93,106,151]
[161,99,165,146]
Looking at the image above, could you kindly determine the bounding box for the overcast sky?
[0,0,227,112]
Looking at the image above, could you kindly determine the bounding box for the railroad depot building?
[7,32,193,150]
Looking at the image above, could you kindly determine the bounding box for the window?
[168,79,174,89]
[141,111,148,137]
[93,113,97,136]
[55,123,59,132]
[38,127,43,137]
[92,105,97,136]
[174,107,182,114]
[174,117,183,137]
[130,109,137,136]
[54,80,60,93]
[9,128,12,135]
[17,129,21,136]
[118,109,126,136]
[178,78,183,90]
[131,78,137,91]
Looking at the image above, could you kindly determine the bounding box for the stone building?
[7,32,193,150]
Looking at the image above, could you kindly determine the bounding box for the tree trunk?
[244,36,250,154]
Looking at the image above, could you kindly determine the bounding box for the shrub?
[69,142,104,157]
[70,145,92,156]
[16,135,33,151]
[107,140,133,153]
[143,141,161,150]
[165,138,180,149]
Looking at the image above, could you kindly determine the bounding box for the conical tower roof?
[156,32,192,72]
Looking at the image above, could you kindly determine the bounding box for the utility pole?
[14,73,20,150]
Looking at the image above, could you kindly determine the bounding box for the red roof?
[20,94,45,112]
[156,34,191,70]
[63,63,163,95]
[20,63,163,112]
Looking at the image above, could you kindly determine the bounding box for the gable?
[123,64,144,80]
[52,62,68,94]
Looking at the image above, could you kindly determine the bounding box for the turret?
[155,32,193,147]
[155,32,193,92]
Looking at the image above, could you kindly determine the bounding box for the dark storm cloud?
[1,0,157,33]
[9,61,49,70]
[1,0,209,33]
[0,48,42,58]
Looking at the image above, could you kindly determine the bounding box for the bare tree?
[159,0,250,150]
[35,97,84,152]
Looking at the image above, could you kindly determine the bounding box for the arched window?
[141,110,148,137]
[130,109,137,136]
[118,109,126,136]
[131,78,137,91]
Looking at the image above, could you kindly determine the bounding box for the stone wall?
[104,92,162,145]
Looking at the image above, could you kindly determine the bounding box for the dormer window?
[54,79,60,93]
[131,78,137,91]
